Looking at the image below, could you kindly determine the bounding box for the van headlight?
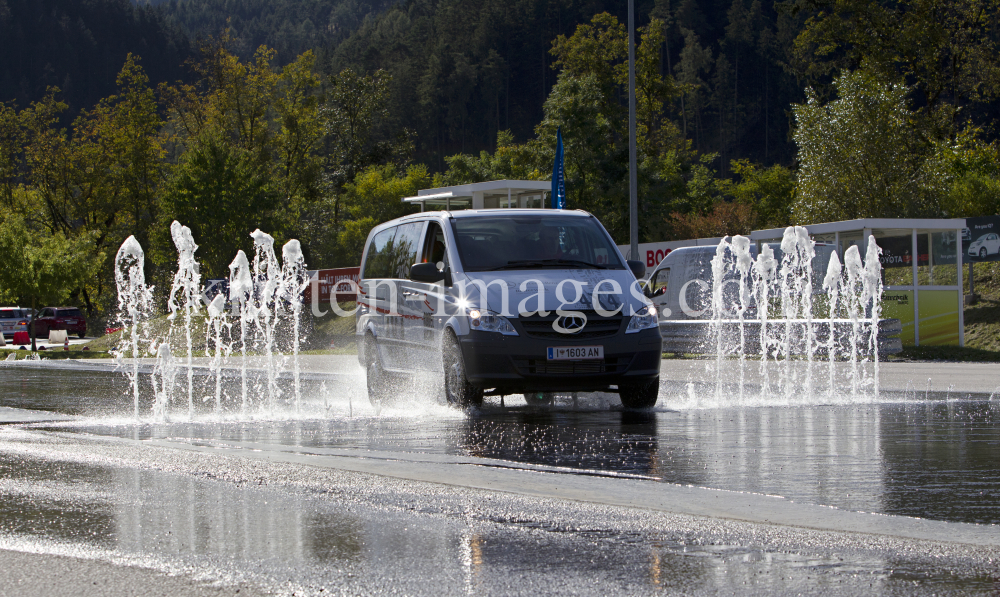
[626,305,658,333]
[467,309,518,336]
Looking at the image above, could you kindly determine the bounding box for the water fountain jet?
[113,235,153,419]
[167,221,202,419]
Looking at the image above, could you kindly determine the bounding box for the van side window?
[650,268,670,295]
[421,222,449,269]
[363,227,398,279]
[390,223,423,278]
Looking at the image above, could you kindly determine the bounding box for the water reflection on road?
[1,365,999,525]
[1,432,996,597]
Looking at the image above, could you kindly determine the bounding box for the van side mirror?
[410,262,448,284]
[627,260,646,279]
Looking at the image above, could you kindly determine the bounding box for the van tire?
[365,334,395,406]
[619,378,659,409]
[443,332,483,408]
[523,392,554,405]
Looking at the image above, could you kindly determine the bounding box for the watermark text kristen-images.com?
[310,277,658,334]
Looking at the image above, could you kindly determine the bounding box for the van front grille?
[517,310,623,339]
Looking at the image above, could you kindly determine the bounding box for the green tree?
[939,133,1000,217]
[535,14,691,243]
[322,67,413,224]
[791,0,1000,139]
[717,159,795,229]
[10,56,164,317]
[157,131,280,279]
[0,210,104,350]
[336,163,428,263]
[159,40,328,275]
[435,131,544,186]
[792,68,949,223]
[0,102,24,206]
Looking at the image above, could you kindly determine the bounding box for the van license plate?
[547,346,604,360]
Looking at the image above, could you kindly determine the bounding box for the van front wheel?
[619,378,659,409]
[443,333,483,408]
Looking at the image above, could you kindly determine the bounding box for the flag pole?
[552,127,565,209]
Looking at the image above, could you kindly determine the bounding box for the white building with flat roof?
[402,180,551,211]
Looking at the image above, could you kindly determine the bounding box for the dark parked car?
[33,307,87,339]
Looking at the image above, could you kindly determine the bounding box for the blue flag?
[552,127,566,209]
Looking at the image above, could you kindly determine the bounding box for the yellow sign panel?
[881,291,914,345]
[880,290,960,346]
[916,290,960,345]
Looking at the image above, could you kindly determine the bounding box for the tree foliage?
[156,40,330,277]
[0,205,104,348]
[792,67,949,223]
[791,0,1000,139]
[0,0,190,114]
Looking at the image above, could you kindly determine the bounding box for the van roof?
[399,208,592,221]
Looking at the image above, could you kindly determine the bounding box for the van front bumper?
[458,328,661,394]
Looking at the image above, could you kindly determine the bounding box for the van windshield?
[452,215,624,272]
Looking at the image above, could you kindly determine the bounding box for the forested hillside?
[329,0,804,171]
[158,0,400,65]
[3,0,1000,331]
[0,0,190,113]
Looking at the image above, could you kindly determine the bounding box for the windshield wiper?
[486,259,609,271]
[552,258,610,269]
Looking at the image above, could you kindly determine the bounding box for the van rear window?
[57,309,82,317]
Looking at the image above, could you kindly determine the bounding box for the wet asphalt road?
[0,362,998,595]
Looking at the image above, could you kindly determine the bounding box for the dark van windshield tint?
[452,215,623,272]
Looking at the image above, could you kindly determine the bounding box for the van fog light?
[467,309,518,336]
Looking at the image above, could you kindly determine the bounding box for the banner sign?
[963,215,1000,263]
[877,231,960,269]
[304,267,361,304]
[617,238,725,270]
[876,235,924,269]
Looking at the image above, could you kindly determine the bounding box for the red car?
[33,307,87,339]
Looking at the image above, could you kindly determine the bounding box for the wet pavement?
[0,362,998,595]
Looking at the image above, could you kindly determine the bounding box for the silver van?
[355,209,662,409]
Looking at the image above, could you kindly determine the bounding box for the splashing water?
[251,230,282,411]
[281,239,308,412]
[704,227,884,405]
[113,235,153,419]
[113,222,312,421]
[167,221,202,419]
[152,342,176,421]
[206,294,228,415]
[752,243,777,402]
[229,250,254,416]
[822,250,843,402]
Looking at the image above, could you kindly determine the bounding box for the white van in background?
[644,244,837,321]
[641,243,901,355]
